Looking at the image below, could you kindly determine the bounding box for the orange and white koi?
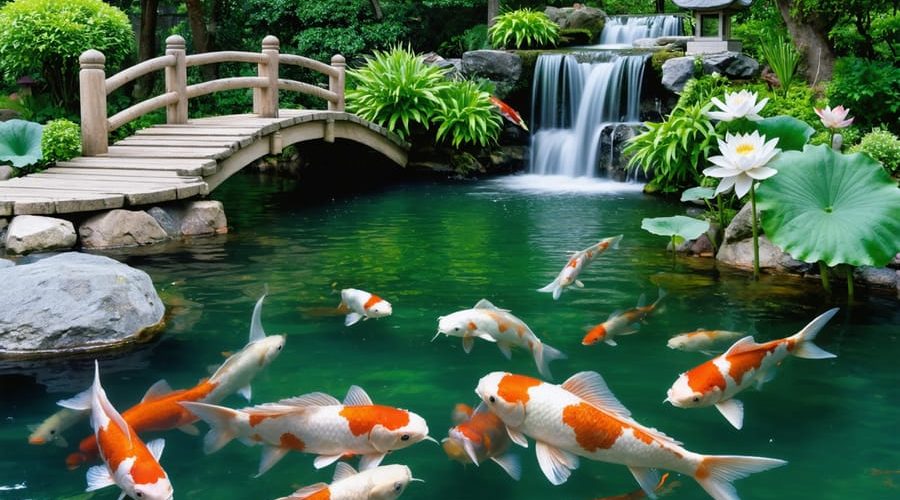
[65,291,284,468]
[538,235,623,300]
[27,407,88,447]
[442,402,521,480]
[339,288,393,326]
[58,361,173,500]
[582,289,666,346]
[434,299,566,379]
[490,95,529,131]
[274,462,418,500]
[476,371,785,500]
[182,385,433,476]
[667,329,745,354]
[666,308,838,430]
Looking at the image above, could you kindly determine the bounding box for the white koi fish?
[182,385,433,476]
[442,402,521,480]
[667,329,746,355]
[582,290,666,346]
[476,371,785,500]
[434,299,566,380]
[274,462,418,500]
[538,235,622,300]
[339,288,393,326]
[666,308,838,430]
[58,361,174,500]
[27,407,88,447]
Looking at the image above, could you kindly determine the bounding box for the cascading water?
[598,15,683,46]
[528,53,649,178]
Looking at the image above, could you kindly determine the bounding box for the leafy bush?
[676,73,731,108]
[625,102,719,193]
[489,9,560,49]
[827,57,900,132]
[759,35,800,98]
[849,128,900,175]
[438,25,489,57]
[0,0,134,112]
[40,119,81,163]
[0,119,42,168]
[346,46,451,139]
[433,80,503,148]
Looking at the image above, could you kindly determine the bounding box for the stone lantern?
[673,0,751,54]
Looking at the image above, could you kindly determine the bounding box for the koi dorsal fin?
[561,371,631,419]
[141,379,173,403]
[248,288,268,343]
[333,462,357,482]
[474,299,509,312]
[343,385,373,406]
[266,392,340,408]
[723,336,760,357]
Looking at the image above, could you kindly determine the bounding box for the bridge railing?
[79,35,346,156]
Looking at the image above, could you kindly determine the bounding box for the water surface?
[2,174,898,500]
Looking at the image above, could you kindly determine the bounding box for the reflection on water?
[0,175,897,500]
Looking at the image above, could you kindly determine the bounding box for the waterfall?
[528,53,649,178]
[598,15,683,45]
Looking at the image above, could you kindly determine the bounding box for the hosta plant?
[0,119,42,168]
[433,80,503,148]
[346,46,450,139]
[489,9,559,49]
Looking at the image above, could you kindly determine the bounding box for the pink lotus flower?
[815,105,854,129]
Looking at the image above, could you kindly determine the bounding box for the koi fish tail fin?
[609,234,623,250]
[534,342,567,380]
[790,307,839,359]
[695,455,787,500]
[537,280,563,300]
[180,402,240,454]
[57,387,92,411]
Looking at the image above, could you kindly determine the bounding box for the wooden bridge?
[0,36,408,216]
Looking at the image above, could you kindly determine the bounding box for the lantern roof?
[672,0,751,10]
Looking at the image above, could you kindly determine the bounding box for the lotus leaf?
[752,115,814,152]
[681,186,716,202]
[756,144,900,267]
[0,119,42,167]
[641,215,710,245]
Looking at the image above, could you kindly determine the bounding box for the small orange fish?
[442,402,520,480]
[593,472,672,500]
[582,289,666,346]
[489,96,528,131]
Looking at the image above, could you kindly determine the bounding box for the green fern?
[489,9,559,50]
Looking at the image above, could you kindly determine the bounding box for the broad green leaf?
[641,215,710,241]
[681,186,716,202]
[753,115,814,152]
[0,119,42,167]
[757,144,900,267]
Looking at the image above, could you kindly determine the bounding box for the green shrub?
[676,73,731,108]
[489,9,559,49]
[40,119,81,163]
[827,57,900,133]
[346,46,451,139]
[759,35,800,98]
[849,128,900,175]
[438,25,489,57]
[0,0,134,112]
[433,80,503,148]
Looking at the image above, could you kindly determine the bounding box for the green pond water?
[2,174,898,500]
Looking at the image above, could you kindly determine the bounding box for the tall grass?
[760,35,800,98]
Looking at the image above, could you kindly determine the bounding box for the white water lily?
[707,90,769,122]
[704,131,780,198]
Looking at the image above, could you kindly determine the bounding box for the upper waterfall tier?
[597,15,683,46]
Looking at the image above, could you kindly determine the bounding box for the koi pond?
[2,174,898,499]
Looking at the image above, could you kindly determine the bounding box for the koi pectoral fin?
[359,453,386,471]
[85,465,116,492]
[715,399,744,430]
[462,336,475,354]
[628,466,661,499]
[491,451,522,481]
[535,441,579,486]
[256,446,289,477]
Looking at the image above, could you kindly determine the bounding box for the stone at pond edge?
[80,209,169,249]
[724,203,755,243]
[147,206,182,237]
[716,235,813,273]
[462,51,522,94]
[0,165,13,181]
[181,200,228,236]
[544,6,606,39]
[854,266,899,289]
[0,252,165,357]
[661,57,697,93]
[662,52,760,93]
[5,215,77,255]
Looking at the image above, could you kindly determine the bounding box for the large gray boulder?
[0,252,165,357]
[4,215,77,254]
[701,51,759,79]
[661,56,697,93]
[462,50,522,92]
[180,200,228,236]
[724,203,755,243]
[545,6,606,38]
[79,209,169,249]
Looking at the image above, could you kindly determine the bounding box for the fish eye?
[50,430,56,434]
[135,492,143,498]
[394,481,403,492]
[692,396,700,402]
[401,434,410,441]
[277,344,283,350]
[489,396,496,403]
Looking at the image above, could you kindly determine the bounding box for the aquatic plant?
[759,35,800,98]
[346,46,451,139]
[488,9,559,49]
[641,215,710,266]
[0,119,42,169]
[40,119,81,164]
[757,144,900,298]
[433,80,503,148]
[751,116,814,152]
[707,90,767,122]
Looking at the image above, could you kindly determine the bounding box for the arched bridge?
[0,36,408,216]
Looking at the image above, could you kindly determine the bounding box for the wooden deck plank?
[56,162,207,177]
[43,167,197,178]
[123,135,254,148]
[29,172,205,186]
[106,146,231,161]
[114,137,243,149]
[27,173,208,197]
[3,179,179,206]
[0,189,124,214]
[136,126,262,137]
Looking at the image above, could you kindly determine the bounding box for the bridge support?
[79,50,108,156]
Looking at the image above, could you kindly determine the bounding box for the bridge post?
[79,50,108,156]
[329,55,346,111]
[165,35,188,124]
[256,36,280,117]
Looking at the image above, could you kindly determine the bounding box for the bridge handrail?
[79,35,346,156]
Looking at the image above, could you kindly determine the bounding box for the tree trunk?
[656,0,666,13]
[133,0,159,100]
[370,0,383,20]
[185,0,216,81]
[775,0,837,84]
[488,0,499,27]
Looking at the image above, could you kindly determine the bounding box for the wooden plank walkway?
[0,110,407,217]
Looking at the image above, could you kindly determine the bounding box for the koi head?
[436,311,471,339]
[130,474,174,500]
[666,335,688,351]
[581,324,607,346]
[369,411,431,453]
[366,299,393,319]
[665,373,716,408]
[475,372,532,428]
[442,426,480,465]
[367,464,415,499]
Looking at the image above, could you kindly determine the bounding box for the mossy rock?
[559,28,593,47]
[652,50,685,74]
